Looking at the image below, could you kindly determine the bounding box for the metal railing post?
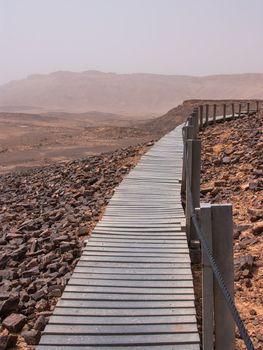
[223,103,226,121]
[186,139,201,241]
[213,104,217,124]
[231,103,235,118]
[212,204,235,350]
[205,104,209,126]
[192,110,199,139]
[247,102,250,115]
[181,125,194,197]
[199,105,204,130]
[256,100,259,112]
[199,204,214,350]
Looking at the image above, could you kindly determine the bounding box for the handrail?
[181,101,260,350]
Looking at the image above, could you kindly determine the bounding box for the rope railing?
[181,102,261,350]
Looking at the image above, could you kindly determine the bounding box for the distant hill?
[0,71,263,116]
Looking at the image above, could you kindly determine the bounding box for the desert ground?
[0,112,154,173]
[0,100,262,349]
[0,99,257,173]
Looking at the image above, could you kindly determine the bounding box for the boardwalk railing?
[181,101,261,350]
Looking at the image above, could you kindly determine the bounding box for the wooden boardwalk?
[38,124,200,349]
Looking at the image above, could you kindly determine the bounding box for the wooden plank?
[95,223,182,228]
[64,285,194,295]
[82,251,189,257]
[44,323,198,335]
[93,227,184,233]
[84,242,189,249]
[88,236,188,242]
[39,333,199,345]
[79,256,190,263]
[87,238,187,244]
[61,292,195,301]
[68,279,193,288]
[73,267,192,275]
[57,300,195,309]
[54,307,197,317]
[38,343,200,350]
[48,314,197,325]
[75,262,191,268]
[71,274,192,282]
[72,272,192,280]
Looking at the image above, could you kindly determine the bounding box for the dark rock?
[2,313,27,332]
[214,180,226,187]
[31,289,46,301]
[26,257,39,269]
[34,315,47,331]
[22,329,41,345]
[0,295,19,316]
[0,292,10,301]
[20,291,30,303]
[49,288,62,297]
[35,298,48,311]
[78,226,89,236]
[22,267,39,278]
[213,159,221,166]
[236,224,251,232]
[244,278,252,288]
[60,242,72,253]
[252,221,263,235]
[222,156,231,164]
[0,334,17,349]
[42,252,56,265]
[11,245,27,261]
[0,255,10,269]
[249,309,257,315]
[239,254,254,271]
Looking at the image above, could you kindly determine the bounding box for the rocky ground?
[199,112,263,349]
[0,142,150,349]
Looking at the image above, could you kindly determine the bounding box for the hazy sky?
[1,0,263,85]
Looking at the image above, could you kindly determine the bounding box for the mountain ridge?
[1,71,263,115]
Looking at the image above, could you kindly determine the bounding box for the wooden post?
[223,103,226,121]
[247,102,250,115]
[199,105,204,130]
[181,125,194,197]
[212,204,235,350]
[188,115,194,127]
[213,104,217,124]
[231,103,235,118]
[185,125,194,140]
[205,104,209,126]
[186,139,193,242]
[181,127,186,197]
[186,139,201,241]
[256,100,259,112]
[238,103,242,117]
[199,204,214,350]
[192,114,199,139]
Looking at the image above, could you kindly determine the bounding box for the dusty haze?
[1,0,263,85]
[1,71,263,116]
